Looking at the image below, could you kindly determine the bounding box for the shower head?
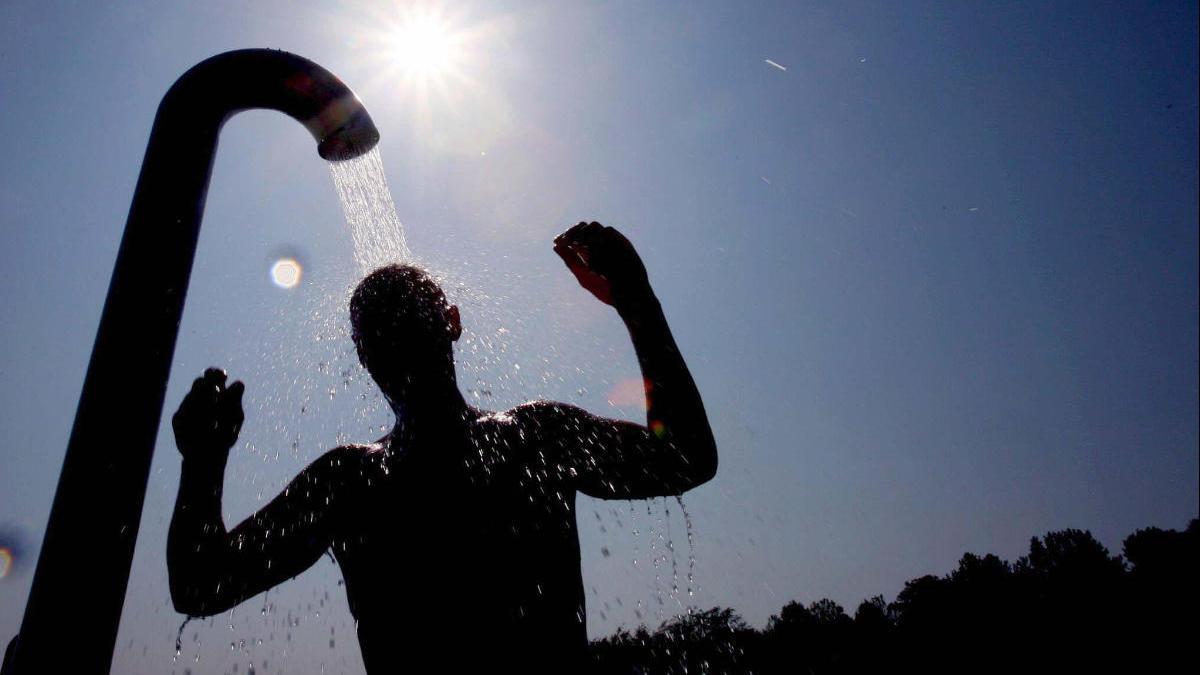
[316,104,380,161]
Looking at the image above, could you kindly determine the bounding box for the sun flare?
[391,13,459,80]
[342,2,512,148]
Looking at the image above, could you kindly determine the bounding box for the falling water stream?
[327,148,411,271]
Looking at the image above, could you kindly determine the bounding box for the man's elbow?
[678,443,718,491]
[691,455,718,487]
[169,573,235,617]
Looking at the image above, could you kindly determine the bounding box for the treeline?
[590,519,1198,674]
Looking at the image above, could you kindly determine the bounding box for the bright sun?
[346,1,507,140]
[390,12,460,81]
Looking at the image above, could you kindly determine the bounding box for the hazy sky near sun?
[0,1,1196,672]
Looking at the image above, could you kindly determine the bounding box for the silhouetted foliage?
[591,519,1198,674]
[590,607,756,675]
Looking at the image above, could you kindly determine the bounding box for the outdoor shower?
[5,49,377,674]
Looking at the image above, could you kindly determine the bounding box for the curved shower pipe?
[6,49,379,674]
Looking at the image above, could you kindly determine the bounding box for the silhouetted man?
[168,222,717,673]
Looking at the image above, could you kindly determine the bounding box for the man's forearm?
[619,292,717,470]
[167,458,231,611]
[171,459,227,536]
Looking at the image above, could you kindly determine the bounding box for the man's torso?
[327,407,588,672]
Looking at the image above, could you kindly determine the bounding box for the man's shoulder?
[307,444,387,483]
[507,399,584,416]
[503,399,587,426]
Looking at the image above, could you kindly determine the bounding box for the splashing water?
[146,141,704,671]
[326,147,705,630]
[328,148,411,272]
[676,496,697,599]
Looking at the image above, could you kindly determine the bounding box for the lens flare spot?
[607,377,651,408]
[650,420,667,438]
[0,547,13,579]
[271,258,303,289]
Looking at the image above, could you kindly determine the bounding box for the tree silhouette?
[589,607,755,675]
[590,519,1198,675]
[761,598,852,673]
[1120,519,1199,672]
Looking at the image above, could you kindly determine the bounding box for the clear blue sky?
[1,1,1196,672]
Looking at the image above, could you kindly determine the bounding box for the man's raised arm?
[167,369,346,616]
[541,222,717,498]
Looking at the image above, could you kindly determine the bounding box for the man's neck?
[388,386,471,439]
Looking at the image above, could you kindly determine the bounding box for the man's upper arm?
[520,402,714,500]
[232,448,352,569]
